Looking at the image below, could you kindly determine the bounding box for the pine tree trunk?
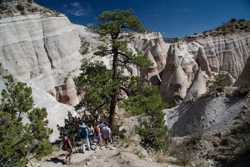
[109,93,117,128]
[109,39,119,129]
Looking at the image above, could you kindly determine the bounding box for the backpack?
[95,126,101,134]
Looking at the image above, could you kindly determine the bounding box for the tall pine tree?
[76,10,168,152]
[76,9,150,127]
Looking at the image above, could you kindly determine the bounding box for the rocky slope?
[165,93,250,166]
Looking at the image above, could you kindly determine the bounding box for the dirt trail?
[31,145,181,167]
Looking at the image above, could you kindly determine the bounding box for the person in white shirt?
[101,124,112,145]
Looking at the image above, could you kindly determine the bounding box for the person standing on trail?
[95,122,104,145]
[62,135,73,164]
[79,122,91,153]
[101,123,112,145]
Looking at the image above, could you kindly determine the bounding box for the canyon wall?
[0,14,81,89]
[0,13,83,141]
[156,33,250,102]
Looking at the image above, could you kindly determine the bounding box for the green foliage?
[76,9,151,127]
[203,19,250,37]
[137,87,168,152]
[0,75,52,167]
[97,9,145,35]
[75,61,115,123]
[132,52,153,71]
[208,73,231,94]
[58,112,81,146]
[75,9,168,152]
[123,86,165,115]
[16,4,25,12]
[124,86,168,152]
[229,18,237,23]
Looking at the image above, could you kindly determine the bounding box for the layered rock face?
[0,14,82,87]
[196,33,250,78]
[156,32,250,102]
[0,12,82,141]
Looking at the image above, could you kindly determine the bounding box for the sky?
[36,0,250,37]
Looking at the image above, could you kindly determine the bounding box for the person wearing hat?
[79,122,90,153]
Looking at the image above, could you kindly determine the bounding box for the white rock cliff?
[0,13,83,141]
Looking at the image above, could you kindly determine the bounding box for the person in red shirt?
[62,135,73,164]
[95,124,103,145]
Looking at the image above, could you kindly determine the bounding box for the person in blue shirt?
[79,122,90,153]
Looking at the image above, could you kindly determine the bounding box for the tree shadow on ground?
[46,155,65,165]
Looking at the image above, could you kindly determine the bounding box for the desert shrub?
[200,19,250,36]
[125,87,168,152]
[235,24,240,29]
[16,4,25,11]
[57,112,81,147]
[239,19,246,23]
[208,73,232,94]
[137,116,168,152]
[31,7,39,12]
[230,18,237,23]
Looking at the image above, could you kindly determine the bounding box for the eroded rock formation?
[0,4,82,141]
[149,33,250,102]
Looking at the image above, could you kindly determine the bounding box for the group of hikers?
[62,121,112,164]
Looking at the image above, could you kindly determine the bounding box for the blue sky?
[36,0,250,37]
